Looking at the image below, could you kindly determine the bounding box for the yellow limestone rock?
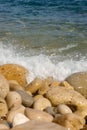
[0,64,28,87]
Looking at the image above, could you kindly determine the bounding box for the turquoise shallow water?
[0,0,87,82]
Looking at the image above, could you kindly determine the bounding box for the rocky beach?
[0,63,87,130]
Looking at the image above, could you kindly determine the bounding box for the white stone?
[13,113,30,127]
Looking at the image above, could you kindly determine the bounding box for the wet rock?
[16,90,34,107]
[0,74,9,98]
[6,91,22,109]
[0,64,28,87]
[0,97,8,117]
[33,97,51,110]
[25,108,53,122]
[66,72,87,98]
[11,120,68,130]
[12,113,29,127]
[25,78,43,94]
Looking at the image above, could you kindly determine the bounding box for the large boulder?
[0,64,28,87]
[66,72,87,98]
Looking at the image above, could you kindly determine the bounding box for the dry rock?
[11,120,68,130]
[25,108,53,122]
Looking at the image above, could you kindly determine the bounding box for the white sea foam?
[0,42,87,83]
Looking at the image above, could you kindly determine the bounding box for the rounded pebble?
[25,108,53,122]
[16,90,34,107]
[33,97,52,111]
[6,91,22,109]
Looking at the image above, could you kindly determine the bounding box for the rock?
[25,78,43,94]
[46,87,87,109]
[6,91,22,109]
[55,104,72,115]
[66,72,87,98]
[0,74,9,98]
[25,108,53,122]
[0,120,10,130]
[0,64,28,87]
[11,120,68,130]
[12,113,29,127]
[38,83,50,95]
[9,80,24,91]
[34,95,43,101]
[7,105,25,123]
[16,90,34,107]
[54,113,85,130]
[0,97,8,117]
[33,97,52,111]
[44,106,55,116]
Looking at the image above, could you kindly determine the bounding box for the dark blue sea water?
[0,0,87,82]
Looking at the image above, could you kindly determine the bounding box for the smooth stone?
[46,87,87,109]
[0,124,9,130]
[56,104,72,115]
[25,78,43,94]
[16,90,34,107]
[11,120,68,130]
[0,97,8,117]
[6,91,22,109]
[0,74,9,98]
[44,106,55,116]
[7,105,25,123]
[34,95,43,102]
[25,108,53,122]
[33,97,52,111]
[9,80,24,91]
[0,120,9,130]
[13,113,29,127]
[0,64,28,87]
[66,72,87,98]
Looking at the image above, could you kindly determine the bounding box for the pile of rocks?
[0,63,87,130]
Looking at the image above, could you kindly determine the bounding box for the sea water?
[0,0,87,82]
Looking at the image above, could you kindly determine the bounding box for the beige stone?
[66,72,87,98]
[0,74,9,98]
[56,104,72,115]
[38,83,50,95]
[0,64,28,87]
[0,97,8,117]
[46,87,87,110]
[7,105,25,123]
[54,113,85,130]
[34,95,43,101]
[6,91,22,109]
[11,120,68,130]
[25,108,53,122]
[25,78,43,94]
[33,97,52,110]
[9,80,24,91]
